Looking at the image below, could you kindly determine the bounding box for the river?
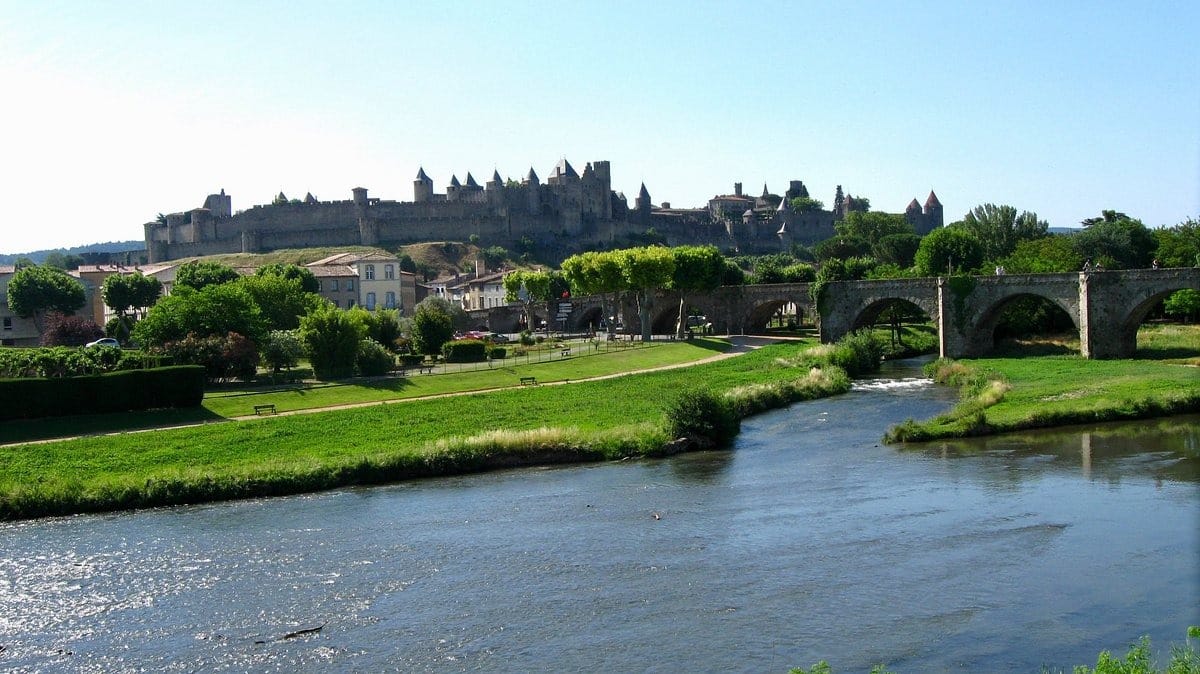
[1,360,1197,673]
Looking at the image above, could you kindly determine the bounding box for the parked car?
[486,333,510,343]
[85,338,121,348]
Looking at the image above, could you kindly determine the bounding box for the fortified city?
[143,157,943,263]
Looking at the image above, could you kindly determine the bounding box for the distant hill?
[0,240,145,265]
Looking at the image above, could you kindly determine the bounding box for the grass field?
[886,324,1200,442]
[0,338,841,519]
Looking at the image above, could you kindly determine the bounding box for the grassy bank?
[0,338,730,445]
[886,325,1200,442]
[0,337,864,520]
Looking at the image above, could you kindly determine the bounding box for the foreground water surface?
[1,361,1197,672]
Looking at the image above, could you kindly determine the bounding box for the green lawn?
[0,339,829,518]
[887,324,1200,441]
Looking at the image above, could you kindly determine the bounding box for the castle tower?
[462,172,484,202]
[202,189,232,218]
[734,182,743,197]
[414,167,434,202]
[352,187,377,245]
[923,191,944,232]
[486,169,504,205]
[635,183,652,222]
[447,174,461,202]
[904,198,923,228]
[523,167,540,215]
[592,160,613,219]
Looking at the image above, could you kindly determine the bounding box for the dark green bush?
[828,330,884,377]
[442,339,489,363]
[355,338,395,376]
[488,346,507,360]
[0,366,205,420]
[665,388,739,447]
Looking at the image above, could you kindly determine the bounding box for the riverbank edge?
[1,341,870,521]
[883,358,1200,443]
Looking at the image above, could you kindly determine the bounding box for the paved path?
[5,336,787,447]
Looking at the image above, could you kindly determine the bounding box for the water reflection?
[666,450,734,483]
[913,414,1200,484]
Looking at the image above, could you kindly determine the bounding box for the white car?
[86,338,121,348]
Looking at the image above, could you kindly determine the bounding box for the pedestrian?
[1082,258,1093,272]
[1152,258,1160,269]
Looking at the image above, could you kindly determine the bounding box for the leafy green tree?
[101,272,163,321]
[847,196,870,212]
[914,227,985,276]
[779,263,818,282]
[299,303,365,379]
[957,204,1048,261]
[255,263,319,293]
[722,260,746,285]
[1153,217,1199,268]
[562,250,629,331]
[998,235,1082,273]
[813,235,871,262]
[1072,212,1156,269]
[43,252,83,270]
[132,283,268,348]
[788,197,825,212]
[835,211,912,246]
[669,245,725,338]
[410,297,457,356]
[1163,289,1200,322]
[351,307,403,351]
[7,265,87,331]
[481,246,509,270]
[235,274,323,331]
[872,233,922,267]
[260,329,303,377]
[175,260,240,290]
[616,246,675,342]
[503,269,552,333]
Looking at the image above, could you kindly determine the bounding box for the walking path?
[5,336,786,447]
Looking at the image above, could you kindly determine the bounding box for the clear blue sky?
[1,1,1197,253]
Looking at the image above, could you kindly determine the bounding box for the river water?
[1,361,1197,673]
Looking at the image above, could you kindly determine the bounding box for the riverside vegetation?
[0,333,885,520]
[885,324,1200,442]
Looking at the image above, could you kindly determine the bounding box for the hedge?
[0,366,206,420]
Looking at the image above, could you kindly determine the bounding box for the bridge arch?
[969,291,1080,355]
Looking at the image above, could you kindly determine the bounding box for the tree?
[914,227,985,276]
[669,245,725,338]
[835,211,912,246]
[260,329,303,377]
[957,204,1048,262]
[813,235,871,262]
[561,250,628,332]
[1163,289,1200,322]
[1072,212,1156,269]
[998,235,1082,274]
[132,283,268,348]
[409,297,457,356]
[299,303,365,379]
[102,272,163,321]
[1153,217,1200,268]
[43,252,83,270]
[7,265,87,332]
[788,197,825,212]
[255,263,319,293]
[235,274,323,331]
[175,260,240,290]
[41,312,103,346]
[351,307,403,351]
[873,233,922,267]
[503,269,552,333]
[616,246,675,342]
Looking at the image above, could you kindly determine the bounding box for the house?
[307,252,417,313]
[0,265,40,346]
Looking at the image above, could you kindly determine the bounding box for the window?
[385,264,395,280]
[348,299,355,308]
[347,279,354,291]
[385,291,396,308]
[2,317,10,330]
[316,280,323,292]
[366,292,376,310]
[365,264,375,280]
[330,279,339,291]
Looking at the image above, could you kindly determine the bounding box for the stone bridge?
[471,268,1198,359]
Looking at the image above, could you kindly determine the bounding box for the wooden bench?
[561,348,571,357]
[253,404,277,416]
[417,364,435,374]
[520,376,537,386]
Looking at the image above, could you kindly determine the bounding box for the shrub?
[260,329,302,375]
[300,304,365,379]
[158,332,259,382]
[488,346,507,360]
[827,330,884,377]
[664,388,739,447]
[519,330,535,346]
[41,312,104,346]
[356,338,395,376]
[442,339,489,363]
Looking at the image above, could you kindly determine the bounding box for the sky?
[1,1,1197,254]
